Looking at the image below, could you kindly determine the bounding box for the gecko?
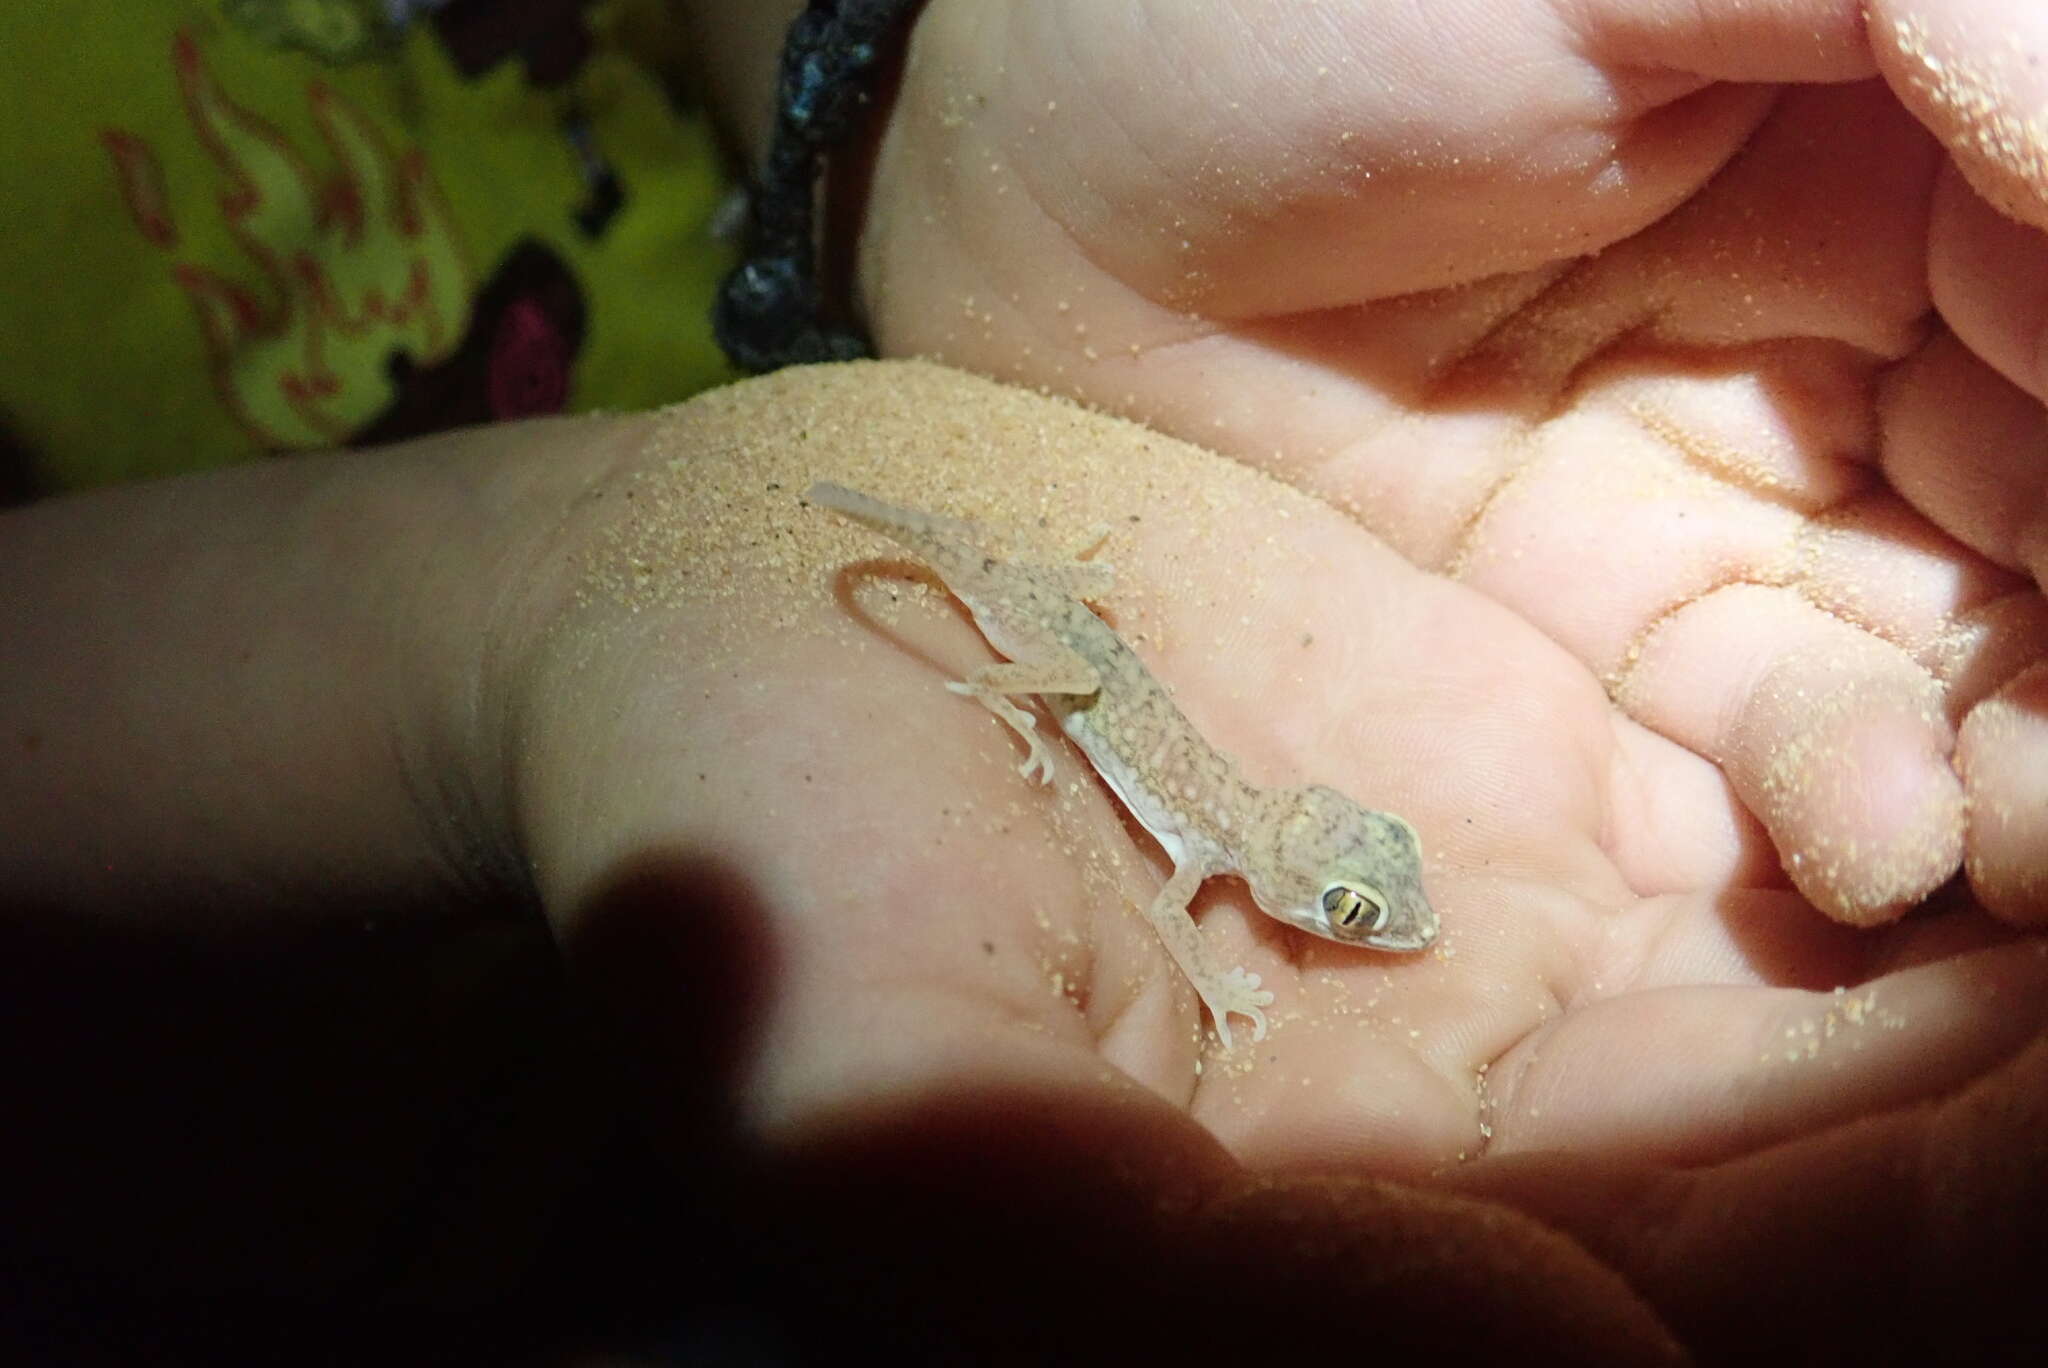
[806,481,1437,1047]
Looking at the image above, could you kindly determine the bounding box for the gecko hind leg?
[1066,521,1114,561]
[1141,862,1272,1049]
[948,655,1101,785]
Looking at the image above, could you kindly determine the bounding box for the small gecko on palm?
[807,482,1437,1047]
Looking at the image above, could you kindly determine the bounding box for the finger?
[1615,583,1963,924]
[1445,365,2000,924]
[1877,334,2048,921]
[1872,0,2048,233]
[1873,338,2048,715]
[1451,1029,2048,1360]
[1878,329,2048,574]
[1479,935,2048,1165]
[1421,92,1987,926]
[1620,889,1875,993]
[1874,0,2048,399]
[878,1,1876,333]
[740,1077,1681,1363]
[1926,162,2048,402]
[1957,663,2048,924]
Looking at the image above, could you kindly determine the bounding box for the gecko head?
[1251,785,1437,953]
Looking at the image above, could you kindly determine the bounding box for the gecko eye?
[1321,882,1390,938]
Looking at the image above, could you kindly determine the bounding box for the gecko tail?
[805,481,985,549]
[803,480,900,523]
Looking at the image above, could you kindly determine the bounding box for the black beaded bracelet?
[714,0,925,373]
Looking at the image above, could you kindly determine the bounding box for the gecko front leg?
[947,654,1100,785]
[1142,861,1273,1048]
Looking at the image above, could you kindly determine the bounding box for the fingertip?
[1958,663,2048,925]
[1624,587,1969,925]
[1728,653,1965,925]
[1873,0,2048,233]
[1885,0,2048,402]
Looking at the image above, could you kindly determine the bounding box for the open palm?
[523,358,2046,1357]
[519,0,2048,1352]
[861,0,2048,931]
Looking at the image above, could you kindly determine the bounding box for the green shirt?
[1,0,736,492]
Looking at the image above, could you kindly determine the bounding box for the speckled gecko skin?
[807,482,1437,1047]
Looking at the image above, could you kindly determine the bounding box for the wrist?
[0,414,653,923]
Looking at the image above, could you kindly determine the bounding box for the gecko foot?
[1014,727,1062,784]
[948,680,1058,785]
[1201,966,1274,1050]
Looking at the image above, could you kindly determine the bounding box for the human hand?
[854,0,2048,930]
[522,361,2048,1357]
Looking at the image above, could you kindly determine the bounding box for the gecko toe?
[1208,968,1274,1048]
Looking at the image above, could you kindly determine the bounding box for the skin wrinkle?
[1448,368,1944,702]
[1878,330,2048,572]
[1786,508,1911,655]
[1423,272,1661,587]
[1436,424,1540,582]
[1441,265,1670,405]
[1623,385,1877,515]
[1008,2,1200,307]
[1429,233,2006,923]
[1605,575,1787,703]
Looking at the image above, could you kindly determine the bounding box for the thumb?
[887,0,1876,318]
